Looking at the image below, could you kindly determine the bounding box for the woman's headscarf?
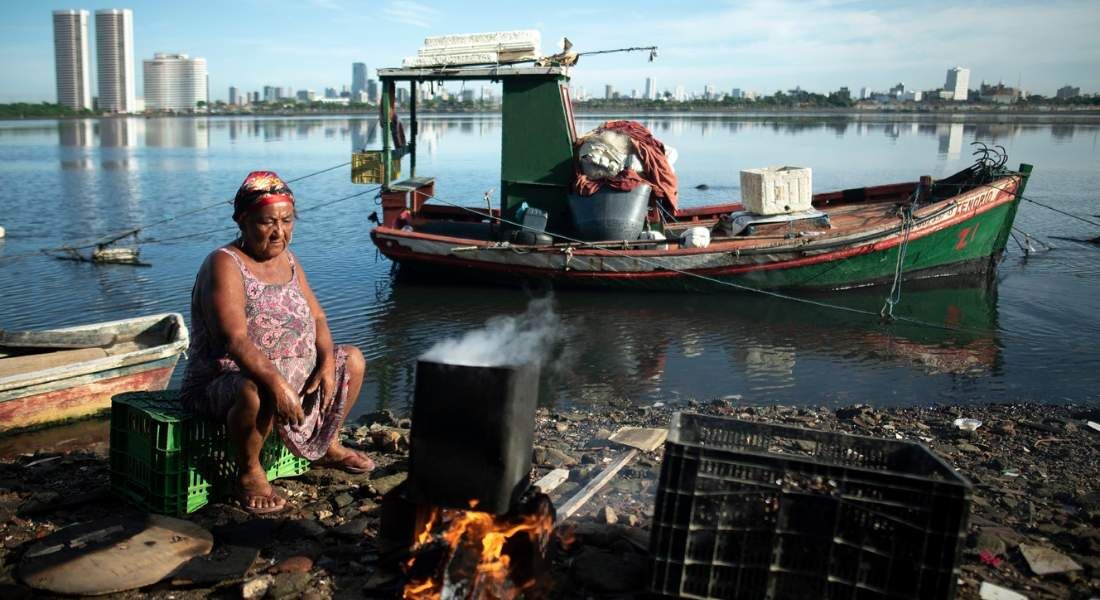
[233,171,294,221]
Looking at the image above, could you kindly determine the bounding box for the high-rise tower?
[143,53,208,112]
[96,9,136,113]
[352,62,367,100]
[52,10,92,110]
[945,67,970,102]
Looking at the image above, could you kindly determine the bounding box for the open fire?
[401,495,556,600]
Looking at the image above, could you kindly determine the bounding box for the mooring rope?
[0,161,356,264]
[880,204,915,322]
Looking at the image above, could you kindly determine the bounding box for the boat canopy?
[364,65,580,234]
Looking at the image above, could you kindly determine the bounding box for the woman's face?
[239,201,295,260]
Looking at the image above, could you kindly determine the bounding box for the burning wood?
[402,496,554,600]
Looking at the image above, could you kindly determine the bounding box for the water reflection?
[365,279,1000,411]
[58,120,94,147]
[145,117,209,148]
[938,123,964,158]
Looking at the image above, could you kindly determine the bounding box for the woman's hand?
[303,356,336,413]
[272,376,305,428]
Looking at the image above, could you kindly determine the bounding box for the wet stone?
[269,555,314,574]
[268,571,311,599]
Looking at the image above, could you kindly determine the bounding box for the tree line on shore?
[3,92,1099,119]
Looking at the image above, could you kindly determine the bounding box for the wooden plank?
[0,330,115,349]
[533,468,569,494]
[609,427,667,452]
[0,348,108,378]
[557,449,638,520]
[20,514,212,596]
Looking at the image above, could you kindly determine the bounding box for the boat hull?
[371,175,1023,292]
[0,360,177,434]
[0,313,188,435]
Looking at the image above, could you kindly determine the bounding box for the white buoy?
[0,225,6,238]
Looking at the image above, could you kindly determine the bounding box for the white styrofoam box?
[422,31,540,50]
[679,226,711,248]
[740,166,813,216]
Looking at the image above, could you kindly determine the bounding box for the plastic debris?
[1019,543,1082,576]
[979,581,1028,600]
[953,417,983,431]
[1087,420,1100,433]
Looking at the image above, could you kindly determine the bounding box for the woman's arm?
[295,259,337,410]
[205,251,304,426]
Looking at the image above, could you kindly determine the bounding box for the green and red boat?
[363,62,1031,292]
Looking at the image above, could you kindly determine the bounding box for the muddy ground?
[0,399,1097,599]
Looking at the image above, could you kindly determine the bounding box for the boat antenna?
[577,46,659,61]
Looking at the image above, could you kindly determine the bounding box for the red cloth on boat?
[572,120,678,212]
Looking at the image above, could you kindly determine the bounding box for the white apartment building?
[945,67,970,101]
[143,53,208,112]
[52,10,92,110]
[644,77,656,100]
[96,9,136,113]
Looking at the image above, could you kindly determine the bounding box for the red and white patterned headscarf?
[233,171,294,221]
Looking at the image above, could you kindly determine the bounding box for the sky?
[2,0,1099,103]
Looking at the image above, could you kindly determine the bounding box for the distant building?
[324,87,337,99]
[674,85,686,102]
[730,88,743,99]
[395,88,409,104]
[461,89,476,103]
[250,91,260,104]
[644,77,656,100]
[1056,85,1080,100]
[889,82,905,97]
[835,86,851,102]
[945,67,970,101]
[704,84,716,100]
[900,90,922,102]
[296,89,316,102]
[143,53,207,111]
[352,62,367,98]
[262,86,277,103]
[859,86,869,100]
[742,90,757,101]
[604,84,614,99]
[229,86,239,105]
[367,79,378,103]
[979,82,1020,104]
[96,9,136,113]
[52,10,92,110]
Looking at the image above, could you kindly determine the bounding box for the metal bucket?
[568,183,652,241]
[406,359,540,514]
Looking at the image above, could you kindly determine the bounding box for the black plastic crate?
[649,413,971,600]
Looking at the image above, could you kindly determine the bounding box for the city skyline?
[5,0,1100,104]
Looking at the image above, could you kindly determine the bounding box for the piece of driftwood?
[556,426,668,520]
[0,329,115,349]
[557,449,638,520]
[534,468,569,494]
[20,514,213,595]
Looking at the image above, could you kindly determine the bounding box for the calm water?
[1,114,1099,426]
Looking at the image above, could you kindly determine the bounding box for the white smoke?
[420,296,563,367]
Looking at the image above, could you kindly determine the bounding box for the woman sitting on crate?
[180,171,374,514]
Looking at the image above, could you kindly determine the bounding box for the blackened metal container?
[406,359,540,514]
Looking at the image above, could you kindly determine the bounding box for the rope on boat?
[415,191,994,337]
[880,203,916,322]
[936,180,1100,230]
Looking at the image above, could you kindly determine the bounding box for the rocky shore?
[0,400,1097,599]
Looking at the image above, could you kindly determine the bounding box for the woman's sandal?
[237,490,289,515]
[315,449,375,474]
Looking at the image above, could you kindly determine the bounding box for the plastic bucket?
[568,183,652,241]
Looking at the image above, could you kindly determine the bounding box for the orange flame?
[402,501,554,600]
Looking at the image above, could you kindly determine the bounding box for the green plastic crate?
[110,391,310,516]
